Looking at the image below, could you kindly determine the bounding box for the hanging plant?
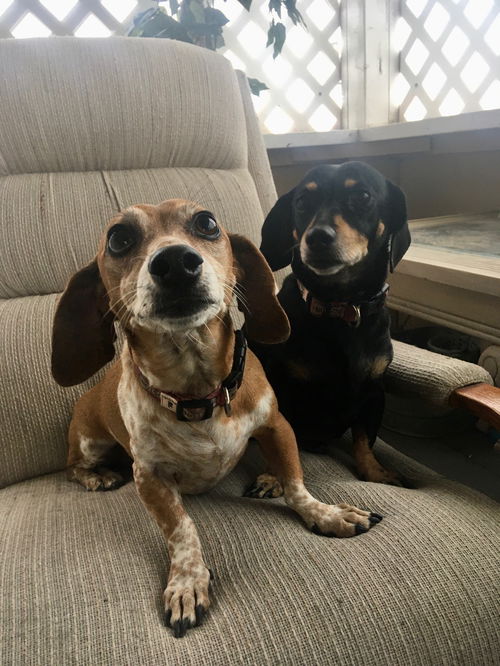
[128,0,306,96]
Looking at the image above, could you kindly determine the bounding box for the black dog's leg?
[351,384,405,486]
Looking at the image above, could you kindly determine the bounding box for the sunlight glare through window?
[264,107,294,134]
[404,97,427,121]
[421,63,446,100]
[39,0,77,21]
[11,13,51,38]
[439,88,465,116]
[74,15,112,37]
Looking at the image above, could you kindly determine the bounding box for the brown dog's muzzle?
[148,244,204,287]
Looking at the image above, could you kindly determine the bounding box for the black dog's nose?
[305,226,336,249]
[148,245,203,285]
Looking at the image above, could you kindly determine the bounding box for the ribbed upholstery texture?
[1,445,499,666]
[0,167,264,298]
[1,37,499,666]
[0,37,247,175]
[0,38,263,484]
[388,340,494,406]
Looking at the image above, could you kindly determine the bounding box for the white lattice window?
[213,0,342,134]
[1,0,499,134]
[395,0,500,121]
[0,0,342,134]
[0,0,142,40]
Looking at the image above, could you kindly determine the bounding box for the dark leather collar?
[297,281,389,327]
[132,329,247,422]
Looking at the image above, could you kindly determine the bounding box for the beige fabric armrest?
[386,340,494,407]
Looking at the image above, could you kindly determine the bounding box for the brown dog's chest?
[118,371,273,494]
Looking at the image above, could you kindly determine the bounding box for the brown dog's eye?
[107,224,136,257]
[194,212,220,239]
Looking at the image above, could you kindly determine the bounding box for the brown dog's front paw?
[244,473,284,499]
[164,566,211,638]
[308,503,382,538]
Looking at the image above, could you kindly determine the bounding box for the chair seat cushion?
[1,441,498,666]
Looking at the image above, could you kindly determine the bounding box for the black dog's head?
[261,162,410,289]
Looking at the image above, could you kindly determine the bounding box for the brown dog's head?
[52,199,289,386]
[260,161,410,281]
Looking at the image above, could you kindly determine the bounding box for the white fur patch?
[118,348,273,494]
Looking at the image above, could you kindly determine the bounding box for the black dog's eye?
[194,212,220,239]
[348,190,372,209]
[295,195,307,214]
[107,224,136,257]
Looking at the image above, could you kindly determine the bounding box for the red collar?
[297,281,389,327]
[131,330,247,422]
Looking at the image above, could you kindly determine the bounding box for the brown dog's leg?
[133,462,211,638]
[252,412,381,537]
[67,420,125,492]
[352,425,403,486]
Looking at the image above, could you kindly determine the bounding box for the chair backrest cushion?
[0,37,276,487]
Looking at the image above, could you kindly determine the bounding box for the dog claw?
[369,512,383,524]
[355,523,368,535]
[164,609,172,627]
[173,617,192,639]
[195,604,207,626]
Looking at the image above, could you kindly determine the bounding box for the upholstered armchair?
[1,37,498,665]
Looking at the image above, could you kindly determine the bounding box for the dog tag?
[223,387,232,416]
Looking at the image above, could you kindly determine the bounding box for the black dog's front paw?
[244,473,284,499]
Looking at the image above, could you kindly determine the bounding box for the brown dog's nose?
[305,226,336,249]
[148,245,203,285]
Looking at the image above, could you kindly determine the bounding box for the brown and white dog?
[51,199,382,638]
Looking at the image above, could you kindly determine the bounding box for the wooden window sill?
[388,213,500,345]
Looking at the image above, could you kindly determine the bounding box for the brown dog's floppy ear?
[52,260,116,387]
[385,180,411,272]
[260,188,296,271]
[229,234,290,344]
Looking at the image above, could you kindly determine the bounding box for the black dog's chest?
[277,279,391,380]
[284,320,378,398]
[249,276,393,437]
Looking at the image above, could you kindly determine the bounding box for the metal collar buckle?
[134,329,247,422]
[160,392,215,422]
[347,305,361,328]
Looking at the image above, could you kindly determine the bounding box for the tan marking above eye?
[305,181,318,191]
[344,179,357,187]
[377,221,385,237]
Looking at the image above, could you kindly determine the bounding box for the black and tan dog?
[249,161,411,487]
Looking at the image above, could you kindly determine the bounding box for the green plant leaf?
[236,0,252,10]
[283,0,306,27]
[248,77,269,96]
[127,7,192,40]
[187,0,205,24]
[268,0,281,17]
[266,20,286,58]
[204,7,230,27]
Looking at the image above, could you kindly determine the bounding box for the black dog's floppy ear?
[52,260,116,387]
[385,180,411,272]
[229,233,290,344]
[260,188,296,271]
